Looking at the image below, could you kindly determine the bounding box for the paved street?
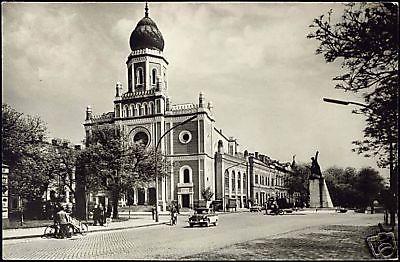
[2,211,382,260]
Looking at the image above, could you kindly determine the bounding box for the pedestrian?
[93,204,100,226]
[55,206,71,239]
[106,203,112,219]
[170,205,177,225]
[99,204,105,226]
[264,202,268,215]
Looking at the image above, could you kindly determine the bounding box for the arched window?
[179,166,192,184]
[124,105,129,117]
[183,169,190,183]
[231,171,235,192]
[115,104,120,118]
[149,102,154,115]
[238,173,241,191]
[131,104,135,117]
[156,99,161,114]
[127,105,132,117]
[138,104,143,116]
[135,105,139,116]
[224,170,229,189]
[152,68,157,85]
[136,67,143,85]
[144,103,148,115]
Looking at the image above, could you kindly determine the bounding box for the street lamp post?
[323,97,369,108]
[323,97,397,225]
[154,115,198,222]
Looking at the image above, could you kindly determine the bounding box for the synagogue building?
[83,5,293,211]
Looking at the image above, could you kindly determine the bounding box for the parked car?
[250,205,262,212]
[188,208,218,227]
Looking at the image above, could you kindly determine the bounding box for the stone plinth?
[309,178,333,208]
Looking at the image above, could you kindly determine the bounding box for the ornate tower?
[113,3,169,148]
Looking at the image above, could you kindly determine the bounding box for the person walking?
[98,204,105,226]
[170,205,177,226]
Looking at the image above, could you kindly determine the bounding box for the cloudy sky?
[2,2,389,179]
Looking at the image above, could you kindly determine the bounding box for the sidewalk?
[2,209,250,240]
[2,216,169,240]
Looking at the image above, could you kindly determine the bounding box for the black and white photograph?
[2,1,398,260]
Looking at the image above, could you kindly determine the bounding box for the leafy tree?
[308,2,398,224]
[2,104,60,218]
[324,167,359,208]
[201,186,214,201]
[354,167,384,210]
[2,104,48,167]
[49,139,81,212]
[287,163,310,207]
[81,124,166,219]
[324,166,384,209]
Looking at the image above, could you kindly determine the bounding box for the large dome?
[129,14,164,52]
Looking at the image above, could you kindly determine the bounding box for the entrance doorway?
[138,188,145,205]
[98,196,105,208]
[148,187,156,205]
[182,194,190,208]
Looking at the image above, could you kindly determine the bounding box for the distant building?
[2,164,9,226]
[84,4,292,210]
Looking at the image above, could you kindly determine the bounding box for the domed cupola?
[129,3,164,52]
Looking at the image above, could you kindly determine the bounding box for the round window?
[179,130,192,144]
[133,131,149,146]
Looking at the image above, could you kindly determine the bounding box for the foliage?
[2,104,59,202]
[201,186,214,201]
[48,139,78,201]
[79,124,166,218]
[355,167,384,208]
[324,166,384,208]
[307,3,398,168]
[286,163,310,206]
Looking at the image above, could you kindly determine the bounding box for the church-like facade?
[84,5,292,211]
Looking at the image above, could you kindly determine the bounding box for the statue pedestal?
[309,178,333,208]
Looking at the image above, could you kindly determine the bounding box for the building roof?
[129,5,164,52]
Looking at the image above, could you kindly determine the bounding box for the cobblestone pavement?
[183,224,382,260]
[2,211,382,260]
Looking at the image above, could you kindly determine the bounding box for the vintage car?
[250,205,262,212]
[188,208,218,227]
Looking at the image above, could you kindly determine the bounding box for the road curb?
[2,221,169,241]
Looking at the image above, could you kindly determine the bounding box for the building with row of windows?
[84,4,293,211]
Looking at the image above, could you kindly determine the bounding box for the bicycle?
[42,224,59,239]
[42,218,89,239]
[69,217,89,235]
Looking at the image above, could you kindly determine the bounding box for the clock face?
[133,131,149,146]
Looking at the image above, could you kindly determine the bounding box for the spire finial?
[145,2,149,17]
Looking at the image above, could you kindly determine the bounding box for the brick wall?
[172,120,198,155]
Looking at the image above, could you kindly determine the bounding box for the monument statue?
[310,151,322,179]
[307,150,334,208]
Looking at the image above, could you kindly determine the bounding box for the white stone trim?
[179,165,193,184]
